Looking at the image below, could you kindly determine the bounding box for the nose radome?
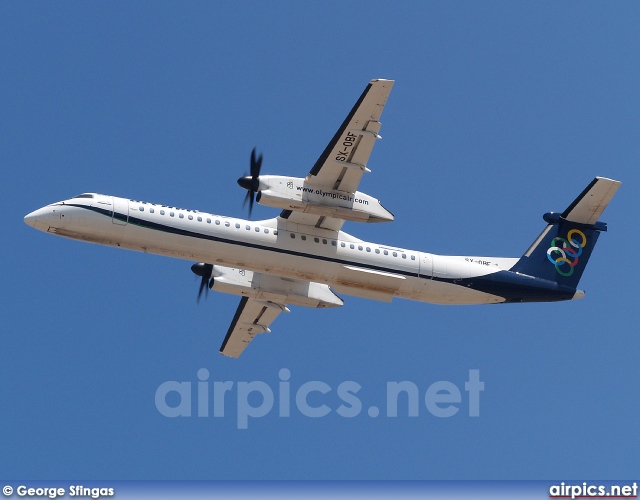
[24,206,52,229]
[24,210,39,227]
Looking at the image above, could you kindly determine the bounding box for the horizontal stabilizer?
[561,176,621,225]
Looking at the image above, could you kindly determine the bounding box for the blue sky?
[2,2,639,480]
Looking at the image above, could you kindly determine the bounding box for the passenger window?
[264,229,269,234]
[224,221,230,227]
[255,227,260,232]
[341,242,346,248]
[179,214,184,219]
[150,208,154,213]
[206,218,211,223]
[383,250,388,255]
[170,212,175,217]
[358,245,363,251]
[139,207,144,212]
[393,252,397,257]
[301,235,306,241]
[411,255,415,260]
[375,249,380,254]
[323,239,327,244]
[366,247,371,252]
[290,233,295,239]
[332,241,337,246]
[235,223,240,229]
[350,244,355,249]
[402,254,406,259]
[197,217,202,222]
[160,210,165,215]
[245,225,250,230]
[188,215,193,220]
[274,230,278,235]
[314,237,319,243]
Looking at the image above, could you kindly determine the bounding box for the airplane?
[24,79,621,358]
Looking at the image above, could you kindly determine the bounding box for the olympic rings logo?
[546,229,587,277]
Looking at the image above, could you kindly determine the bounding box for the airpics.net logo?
[155,369,484,429]
[549,482,638,499]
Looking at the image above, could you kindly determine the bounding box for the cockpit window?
[74,194,95,199]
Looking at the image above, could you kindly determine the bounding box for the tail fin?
[510,177,621,288]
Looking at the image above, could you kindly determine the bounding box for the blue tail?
[510,177,620,289]
[510,218,602,289]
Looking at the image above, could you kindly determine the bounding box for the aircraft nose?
[24,206,52,230]
[24,210,40,227]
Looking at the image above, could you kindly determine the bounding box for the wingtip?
[595,176,622,186]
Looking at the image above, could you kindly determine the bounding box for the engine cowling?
[255,175,393,223]
[209,265,343,309]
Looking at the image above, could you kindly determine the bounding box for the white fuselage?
[24,194,531,305]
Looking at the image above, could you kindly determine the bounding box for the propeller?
[237,147,263,217]
[191,262,213,302]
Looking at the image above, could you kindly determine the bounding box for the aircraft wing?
[278,209,346,231]
[219,297,287,358]
[279,79,394,231]
[306,78,394,192]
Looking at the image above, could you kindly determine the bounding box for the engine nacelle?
[254,175,394,223]
[209,265,343,309]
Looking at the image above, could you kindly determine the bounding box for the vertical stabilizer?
[510,177,621,288]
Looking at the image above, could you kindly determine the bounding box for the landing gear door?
[112,197,129,225]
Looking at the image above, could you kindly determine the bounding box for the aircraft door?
[419,252,433,278]
[112,197,129,225]
[410,252,434,296]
